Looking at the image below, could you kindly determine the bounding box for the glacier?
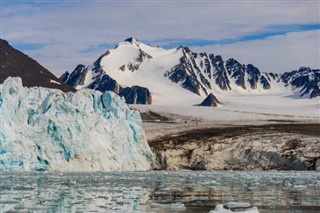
[0,77,153,171]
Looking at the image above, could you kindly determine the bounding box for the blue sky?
[10,23,320,51]
[150,23,320,49]
[1,0,319,76]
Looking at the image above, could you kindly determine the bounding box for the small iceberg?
[209,204,259,213]
[227,202,251,208]
[150,202,187,211]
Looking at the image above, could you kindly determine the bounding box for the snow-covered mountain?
[281,67,320,99]
[0,38,75,92]
[0,77,152,171]
[60,37,319,104]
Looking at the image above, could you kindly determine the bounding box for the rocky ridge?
[0,38,75,92]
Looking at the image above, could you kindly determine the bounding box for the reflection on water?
[0,171,319,213]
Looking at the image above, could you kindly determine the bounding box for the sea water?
[0,171,319,213]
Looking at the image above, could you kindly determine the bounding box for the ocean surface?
[0,171,319,213]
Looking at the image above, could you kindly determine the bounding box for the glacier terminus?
[0,77,153,171]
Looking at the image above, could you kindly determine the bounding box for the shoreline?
[140,110,320,171]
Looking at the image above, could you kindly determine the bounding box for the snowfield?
[134,84,319,122]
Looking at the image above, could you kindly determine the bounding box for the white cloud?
[191,30,320,73]
[2,1,319,76]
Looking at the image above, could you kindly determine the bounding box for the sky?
[1,0,319,77]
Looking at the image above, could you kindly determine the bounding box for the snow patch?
[50,79,61,85]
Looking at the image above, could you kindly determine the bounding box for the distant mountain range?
[60,37,319,104]
[0,37,318,105]
[0,38,74,92]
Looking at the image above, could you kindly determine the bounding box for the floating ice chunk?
[227,202,251,208]
[316,167,320,172]
[244,207,259,213]
[209,204,233,213]
[293,185,307,189]
[209,204,259,213]
[150,202,187,211]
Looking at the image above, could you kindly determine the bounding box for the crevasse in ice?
[0,77,153,171]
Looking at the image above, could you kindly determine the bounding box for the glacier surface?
[0,77,153,171]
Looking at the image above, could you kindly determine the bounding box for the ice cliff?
[0,77,153,171]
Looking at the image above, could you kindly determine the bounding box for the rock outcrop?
[281,67,320,98]
[150,124,320,171]
[119,86,152,104]
[59,64,86,88]
[199,93,221,107]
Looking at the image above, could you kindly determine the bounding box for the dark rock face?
[267,72,281,82]
[166,64,187,83]
[165,46,211,95]
[59,71,70,83]
[199,93,221,107]
[260,75,271,90]
[191,161,206,170]
[61,51,120,93]
[210,55,231,91]
[87,74,120,93]
[166,48,273,96]
[226,58,246,89]
[119,86,152,104]
[281,67,320,98]
[0,38,75,92]
[59,64,86,88]
[310,87,320,98]
[246,64,261,89]
[166,48,320,98]
[64,64,121,94]
[166,63,205,96]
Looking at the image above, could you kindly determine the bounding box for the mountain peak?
[177,45,191,51]
[0,38,9,46]
[298,67,312,72]
[124,37,140,43]
[115,37,142,49]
